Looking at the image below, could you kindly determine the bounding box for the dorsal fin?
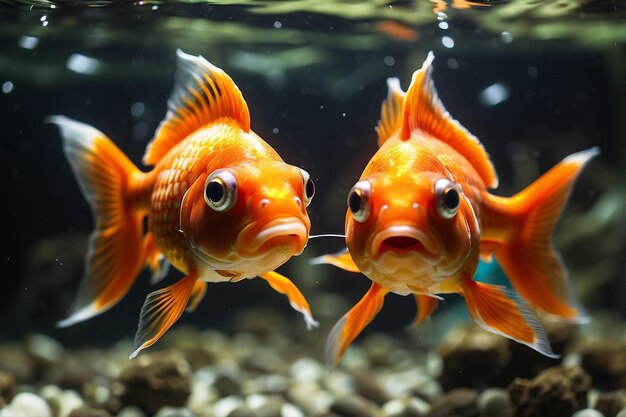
[399,52,499,189]
[375,77,406,147]
[143,49,251,166]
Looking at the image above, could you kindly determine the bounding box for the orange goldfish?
[47,49,318,358]
[313,52,599,366]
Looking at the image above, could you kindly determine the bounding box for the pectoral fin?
[259,271,318,330]
[412,294,439,326]
[130,270,198,359]
[309,248,361,273]
[460,275,557,358]
[326,282,387,368]
[142,232,170,285]
[186,281,207,313]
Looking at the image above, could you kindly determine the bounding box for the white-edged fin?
[259,271,318,330]
[460,275,557,358]
[130,271,198,359]
[375,77,406,146]
[143,49,251,166]
[47,115,145,328]
[399,52,499,188]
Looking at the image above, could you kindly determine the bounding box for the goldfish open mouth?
[371,226,438,256]
[238,217,308,255]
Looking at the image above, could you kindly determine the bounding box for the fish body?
[314,53,599,366]
[48,50,317,358]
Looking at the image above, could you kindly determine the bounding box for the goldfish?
[313,52,599,366]
[47,49,318,359]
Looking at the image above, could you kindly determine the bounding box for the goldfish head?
[344,169,478,292]
[180,160,314,277]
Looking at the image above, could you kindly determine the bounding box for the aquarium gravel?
[1,308,626,417]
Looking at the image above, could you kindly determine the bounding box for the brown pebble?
[0,371,16,404]
[331,394,381,417]
[68,407,113,417]
[508,365,591,417]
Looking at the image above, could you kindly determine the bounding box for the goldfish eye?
[348,180,371,223]
[300,169,315,207]
[435,178,460,219]
[204,169,237,212]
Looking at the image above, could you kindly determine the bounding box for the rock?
[437,324,510,390]
[0,392,52,417]
[595,392,626,417]
[289,357,325,383]
[0,345,37,384]
[214,396,245,417]
[40,385,85,417]
[118,350,192,415]
[580,340,626,389]
[571,410,605,417]
[426,388,479,417]
[0,371,16,404]
[616,409,626,417]
[67,407,113,417]
[508,366,591,417]
[477,388,512,417]
[24,333,65,365]
[331,394,382,417]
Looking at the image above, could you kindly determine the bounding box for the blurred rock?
[118,350,192,415]
[595,392,626,417]
[477,388,513,417]
[426,388,479,417]
[508,366,591,417]
[579,339,626,389]
[437,324,510,390]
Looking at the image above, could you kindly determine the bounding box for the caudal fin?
[491,147,600,322]
[47,115,146,327]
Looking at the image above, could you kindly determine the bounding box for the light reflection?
[18,36,39,49]
[438,21,449,29]
[441,36,455,48]
[478,82,510,107]
[2,81,14,94]
[66,54,100,75]
[131,102,145,118]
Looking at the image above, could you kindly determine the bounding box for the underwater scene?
[2,1,626,416]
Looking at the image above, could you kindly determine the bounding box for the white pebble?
[572,409,605,417]
[616,409,626,417]
[154,407,194,417]
[290,357,324,382]
[117,406,147,417]
[477,388,512,417]
[40,385,84,417]
[383,396,430,416]
[0,392,52,417]
[213,396,244,417]
[282,403,305,417]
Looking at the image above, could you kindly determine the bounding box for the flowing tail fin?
[489,147,600,322]
[47,115,146,327]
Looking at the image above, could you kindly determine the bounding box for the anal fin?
[460,275,557,358]
[412,294,439,326]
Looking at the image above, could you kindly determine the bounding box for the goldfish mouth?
[371,226,438,257]
[238,217,308,256]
